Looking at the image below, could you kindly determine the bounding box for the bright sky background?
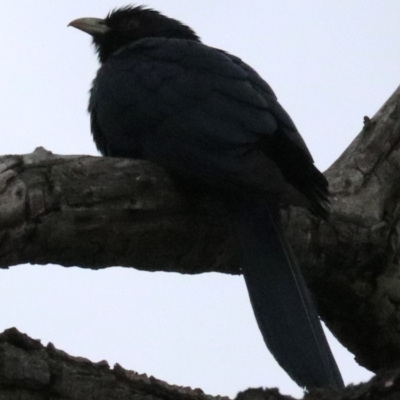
[1,1,399,398]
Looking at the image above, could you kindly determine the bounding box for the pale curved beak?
[68,17,109,36]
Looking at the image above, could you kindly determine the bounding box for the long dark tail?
[232,199,344,390]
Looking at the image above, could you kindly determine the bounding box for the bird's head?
[69,5,200,63]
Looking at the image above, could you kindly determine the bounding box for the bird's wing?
[90,37,326,211]
[218,51,329,216]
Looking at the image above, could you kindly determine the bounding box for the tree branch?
[0,328,399,400]
[0,150,237,273]
[1,86,400,380]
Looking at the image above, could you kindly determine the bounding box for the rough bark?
[1,85,400,397]
[0,149,246,274]
[0,328,398,400]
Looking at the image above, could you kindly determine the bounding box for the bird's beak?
[68,18,109,36]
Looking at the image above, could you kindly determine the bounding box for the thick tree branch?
[0,328,228,400]
[1,86,400,380]
[0,150,237,273]
[0,328,398,400]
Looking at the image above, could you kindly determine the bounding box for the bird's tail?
[232,198,344,390]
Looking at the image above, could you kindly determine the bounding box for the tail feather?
[232,199,343,389]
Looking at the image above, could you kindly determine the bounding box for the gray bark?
[0,327,398,400]
[1,85,400,397]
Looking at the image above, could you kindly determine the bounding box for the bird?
[69,5,344,390]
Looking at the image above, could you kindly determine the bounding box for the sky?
[1,1,399,398]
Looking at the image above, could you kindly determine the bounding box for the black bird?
[69,6,344,390]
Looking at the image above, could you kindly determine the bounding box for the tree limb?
[1,86,400,381]
[0,149,237,273]
[0,327,399,400]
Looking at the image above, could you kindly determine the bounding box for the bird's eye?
[126,19,139,30]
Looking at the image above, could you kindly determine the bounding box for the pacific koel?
[69,5,344,390]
